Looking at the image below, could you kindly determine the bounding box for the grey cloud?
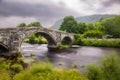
[0,1,79,27]
[102,0,120,7]
[0,1,79,18]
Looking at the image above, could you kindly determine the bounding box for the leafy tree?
[101,15,120,38]
[59,16,78,33]
[77,22,86,34]
[93,22,105,31]
[27,22,42,27]
[86,23,95,31]
[17,23,26,27]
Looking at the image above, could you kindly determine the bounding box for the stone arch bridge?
[0,27,74,55]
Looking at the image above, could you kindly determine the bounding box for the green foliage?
[27,22,42,27]
[17,23,26,27]
[25,34,47,44]
[59,16,78,33]
[83,30,104,38]
[77,22,86,34]
[81,39,120,47]
[28,34,36,44]
[87,65,104,80]
[101,53,120,80]
[86,23,95,31]
[74,34,120,47]
[87,53,120,80]
[11,64,23,73]
[73,34,83,45]
[14,62,87,80]
[17,22,42,28]
[58,45,69,50]
[101,15,120,38]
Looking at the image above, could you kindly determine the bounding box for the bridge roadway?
[0,27,74,55]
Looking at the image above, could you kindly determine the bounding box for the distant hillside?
[52,14,116,29]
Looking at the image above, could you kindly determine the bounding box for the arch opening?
[0,42,9,53]
[35,32,56,46]
[20,32,57,48]
[62,36,72,46]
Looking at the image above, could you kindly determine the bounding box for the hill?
[52,14,116,29]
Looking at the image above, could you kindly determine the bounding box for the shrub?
[101,53,120,80]
[81,39,120,47]
[83,30,103,38]
[58,45,69,50]
[11,64,23,73]
[87,65,104,80]
[86,53,120,80]
[73,34,84,45]
[14,62,88,80]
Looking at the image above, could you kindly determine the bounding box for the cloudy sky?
[0,0,120,28]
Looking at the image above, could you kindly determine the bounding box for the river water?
[20,43,120,71]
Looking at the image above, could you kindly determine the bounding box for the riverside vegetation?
[59,15,120,47]
[0,52,120,80]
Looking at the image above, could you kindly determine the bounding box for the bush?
[73,34,84,45]
[14,62,88,80]
[87,65,104,80]
[101,53,120,80]
[11,64,23,73]
[81,39,120,47]
[86,53,120,80]
[58,45,69,50]
[83,30,103,38]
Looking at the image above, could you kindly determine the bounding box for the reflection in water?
[20,43,120,70]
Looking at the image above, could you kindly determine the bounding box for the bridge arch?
[61,36,73,46]
[35,32,57,46]
[0,42,9,52]
[18,31,57,50]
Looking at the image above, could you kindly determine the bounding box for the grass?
[82,39,120,47]
[86,53,120,80]
[0,57,88,80]
[1,51,120,80]
[14,62,88,80]
[58,45,69,50]
[74,38,120,47]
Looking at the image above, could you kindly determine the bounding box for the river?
[20,43,120,71]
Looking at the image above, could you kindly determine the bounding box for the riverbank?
[74,38,120,47]
[1,51,120,80]
[0,57,87,80]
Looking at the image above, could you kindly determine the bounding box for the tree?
[77,22,86,34]
[86,23,95,31]
[101,15,120,38]
[27,22,42,27]
[17,23,26,27]
[59,16,78,33]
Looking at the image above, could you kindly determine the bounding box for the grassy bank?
[74,34,120,47]
[1,52,120,80]
[0,57,87,80]
[87,53,120,80]
[81,39,120,47]
[14,62,87,80]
